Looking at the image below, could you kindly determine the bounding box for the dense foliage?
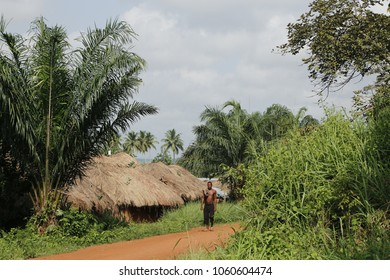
[0,17,157,229]
[206,113,389,259]
[186,0,390,260]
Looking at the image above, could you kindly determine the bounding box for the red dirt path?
[33,223,240,260]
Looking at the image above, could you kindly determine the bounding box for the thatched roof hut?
[66,153,204,221]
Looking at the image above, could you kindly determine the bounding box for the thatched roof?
[66,153,204,213]
[139,163,205,202]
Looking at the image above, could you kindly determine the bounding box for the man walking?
[201,181,217,231]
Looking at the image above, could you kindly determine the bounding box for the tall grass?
[0,201,244,260]
[208,112,389,260]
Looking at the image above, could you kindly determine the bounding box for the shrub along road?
[33,223,240,260]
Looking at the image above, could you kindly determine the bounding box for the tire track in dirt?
[33,223,240,260]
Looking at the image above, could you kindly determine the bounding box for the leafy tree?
[260,104,319,140]
[136,130,158,163]
[293,106,320,134]
[299,114,319,128]
[161,129,184,163]
[144,131,158,160]
[0,17,157,228]
[146,132,158,149]
[278,0,390,93]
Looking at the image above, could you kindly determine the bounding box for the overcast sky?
[1,0,374,158]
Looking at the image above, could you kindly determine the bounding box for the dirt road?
[33,223,239,260]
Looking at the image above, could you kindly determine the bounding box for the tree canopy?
[278,0,390,94]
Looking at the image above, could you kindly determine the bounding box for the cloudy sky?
[1,0,373,158]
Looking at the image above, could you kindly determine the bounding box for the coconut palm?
[0,17,158,224]
[137,130,158,163]
[136,131,148,154]
[161,129,184,163]
[145,131,158,152]
[123,131,140,156]
[123,130,157,157]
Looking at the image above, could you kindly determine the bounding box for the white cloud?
[123,5,177,32]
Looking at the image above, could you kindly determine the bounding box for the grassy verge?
[0,201,244,260]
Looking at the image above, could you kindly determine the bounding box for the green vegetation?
[152,152,174,165]
[104,128,184,165]
[0,202,244,260]
[182,0,390,260]
[0,17,157,230]
[179,0,390,260]
[179,112,390,260]
[179,101,318,199]
[206,113,389,259]
[1,0,389,261]
[180,100,265,179]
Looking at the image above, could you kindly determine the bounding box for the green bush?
[221,112,390,259]
[94,210,128,231]
[56,208,97,237]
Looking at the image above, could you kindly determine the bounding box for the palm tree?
[105,133,122,155]
[293,106,317,126]
[0,17,158,226]
[145,131,158,151]
[260,104,295,141]
[137,130,158,163]
[137,130,149,154]
[123,131,140,156]
[145,131,158,159]
[123,130,157,159]
[179,100,261,177]
[161,129,184,163]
